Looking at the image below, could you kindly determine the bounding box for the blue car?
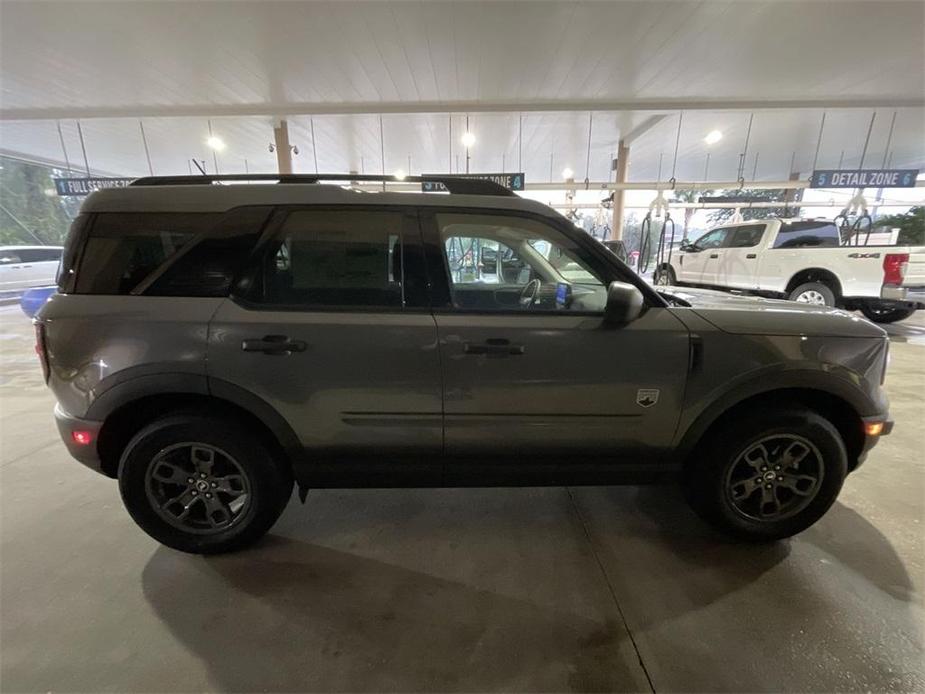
[20,286,56,318]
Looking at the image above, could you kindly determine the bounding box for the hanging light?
[561,167,575,180]
[704,130,723,145]
[393,169,407,181]
[461,132,476,148]
[206,136,226,151]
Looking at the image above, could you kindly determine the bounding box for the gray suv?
[38,174,893,554]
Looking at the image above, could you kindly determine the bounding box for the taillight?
[34,321,49,383]
[882,253,909,285]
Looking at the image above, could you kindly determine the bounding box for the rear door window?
[772,221,840,248]
[250,208,426,309]
[74,213,220,294]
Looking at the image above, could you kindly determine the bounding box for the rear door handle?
[463,338,525,356]
[746,253,757,259]
[242,334,307,355]
[709,253,719,259]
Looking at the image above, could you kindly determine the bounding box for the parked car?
[652,219,925,323]
[37,175,893,554]
[20,286,56,318]
[0,245,63,292]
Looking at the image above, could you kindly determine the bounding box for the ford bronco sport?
[38,174,893,554]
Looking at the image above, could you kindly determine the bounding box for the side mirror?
[604,281,644,325]
[679,241,695,252]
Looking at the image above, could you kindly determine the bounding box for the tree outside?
[874,206,924,246]
[0,157,80,245]
[707,188,800,226]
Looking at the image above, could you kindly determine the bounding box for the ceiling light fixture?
[562,167,575,180]
[461,132,476,148]
[206,136,226,151]
[394,169,407,181]
[704,130,723,145]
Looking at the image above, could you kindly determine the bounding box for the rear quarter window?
[74,213,220,294]
[772,221,840,249]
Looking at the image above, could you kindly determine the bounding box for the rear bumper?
[881,285,925,305]
[54,404,107,476]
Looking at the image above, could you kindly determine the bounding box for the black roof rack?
[130,173,517,197]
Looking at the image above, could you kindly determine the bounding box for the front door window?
[437,213,607,313]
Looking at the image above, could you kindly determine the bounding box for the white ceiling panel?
[0,1,923,184]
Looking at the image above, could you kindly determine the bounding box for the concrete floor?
[1,303,923,692]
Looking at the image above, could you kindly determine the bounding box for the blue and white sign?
[810,169,918,189]
[422,172,525,192]
[54,177,135,196]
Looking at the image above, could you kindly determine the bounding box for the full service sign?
[810,169,918,189]
[53,177,135,196]
[422,172,525,192]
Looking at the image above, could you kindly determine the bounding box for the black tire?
[118,415,293,554]
[859,303,916,324]
[684,406,847,541]
[653,265,676,286]
[788,281,836,307]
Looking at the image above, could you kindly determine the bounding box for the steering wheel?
[519,279,542,309]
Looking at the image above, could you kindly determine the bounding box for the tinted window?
[75,213,219,294]
[58,215,89,291]
[692,228,729,249]
[144,208,270,297]
[256,210,409,308]
[0,252,22,264]
[727,225,765,248]
[16,248,60,263]
[773,221,840,249]
[437,213,607,313]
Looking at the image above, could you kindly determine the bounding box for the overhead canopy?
[1,0,923,183]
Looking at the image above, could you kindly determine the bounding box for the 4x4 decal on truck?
[847,252,881,259]
[636,389,660,408]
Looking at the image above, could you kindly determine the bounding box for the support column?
[611,139,629,240]
[273,120,292,174]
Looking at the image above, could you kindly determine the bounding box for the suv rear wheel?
[118,415,293,554]
[685,406,847,541]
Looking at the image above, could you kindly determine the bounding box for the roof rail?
[130,173,517,197]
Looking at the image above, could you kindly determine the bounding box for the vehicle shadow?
[625,486,914,603]
[573,486,921,691]
[141,535,646,693]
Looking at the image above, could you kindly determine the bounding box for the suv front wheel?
[118,415,293,554]
[685,406,847,541]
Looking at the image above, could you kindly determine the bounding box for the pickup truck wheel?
[788,282,835,306]
[685,407,847,541]
[118,415,293,554]
[859,303,916,324]
[653,266,676,286]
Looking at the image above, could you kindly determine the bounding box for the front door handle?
[463,338,525,356]
[709,253,719,259]
[746,253,757,259]
[242,335,307,355]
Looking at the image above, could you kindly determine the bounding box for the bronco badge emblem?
[636,389,660,408]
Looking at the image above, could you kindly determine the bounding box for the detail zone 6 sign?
[422,173,525,192]
[810,169,918,188]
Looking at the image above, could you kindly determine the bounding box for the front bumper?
[54,404,107,475]
[881,285,925,305]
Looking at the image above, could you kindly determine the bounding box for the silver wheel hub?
[795,290,827,305]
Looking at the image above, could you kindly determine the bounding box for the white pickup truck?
[653,218,925,323]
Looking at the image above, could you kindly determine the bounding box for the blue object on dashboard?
[20,287,56,318]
